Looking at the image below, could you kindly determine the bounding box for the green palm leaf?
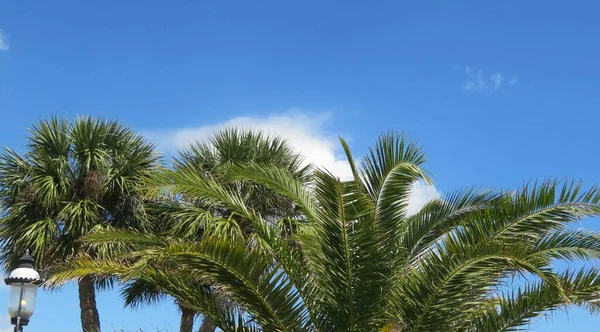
[0,116,159,332]
[48,129,600,332]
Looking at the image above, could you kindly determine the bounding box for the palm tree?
[50,131,600,331]
[121,128,312,332]
[175,128,311,218]
[0,117,158,332]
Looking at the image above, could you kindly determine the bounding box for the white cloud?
[0,30,9,51]
[145,111,440,214]
[407,181,441,216]
[145,112,354,180]
[463,66,517,94]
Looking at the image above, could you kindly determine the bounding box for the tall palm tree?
[121,128,312,332]
[50,132,600,331]
[0,117,158,332]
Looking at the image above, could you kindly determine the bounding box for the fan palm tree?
[121,128,312,332]
[0,117,158,332]
[175,128,311,217]
[50,131,600,331]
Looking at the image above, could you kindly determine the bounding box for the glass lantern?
[5,252,40,330]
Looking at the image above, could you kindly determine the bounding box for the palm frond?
[121,278,168,309]
[401,188,498,264]
[50,232,312,331]
[45,128,600,332]
[463,180,600,245]
[467,268,600,331]
[359,131,428,201]
[225,163,317,220]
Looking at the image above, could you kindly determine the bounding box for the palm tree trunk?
[78,275,101,332]
[198,317,217,332]
[180,306,195,332]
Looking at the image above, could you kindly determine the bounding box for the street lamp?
[4,251,40,332]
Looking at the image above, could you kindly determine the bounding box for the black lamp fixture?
[4,251,40,332]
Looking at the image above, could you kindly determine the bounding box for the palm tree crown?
[0,117,159,332]
[49,131,600,331]
[122,128,313,332]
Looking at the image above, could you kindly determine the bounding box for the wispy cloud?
[144,111,440,213]
[0,29,9,51]
[463,66,517,94]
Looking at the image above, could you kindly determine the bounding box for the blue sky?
[1,0,600,330]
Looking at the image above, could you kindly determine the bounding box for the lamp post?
[4,251,40,332]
